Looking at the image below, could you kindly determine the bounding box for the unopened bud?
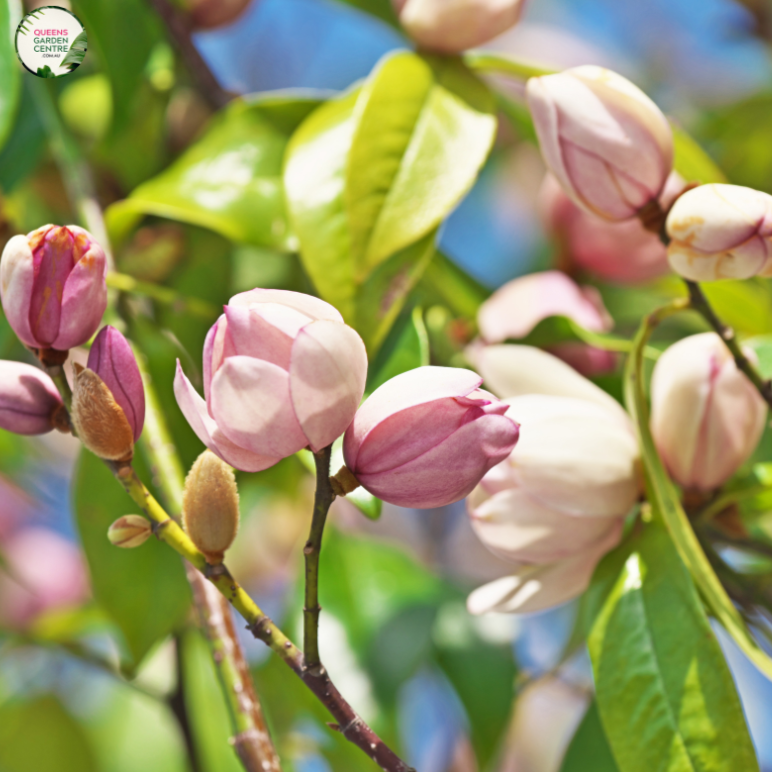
[70,363,135,461]
[108,515,152,548]
[182,450,240,564]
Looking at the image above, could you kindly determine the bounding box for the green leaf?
[61,29,88,71]
[181,630,245,772]
[0,0,20,151]
[285,52,496,349]
[71,0,162,129]
[588,522,759,772]
[624,305,772,682]
[106,96,320,250]
[332,0,400,27]
[73,449,191,667]
[0,695,98,772]
[367,305,429,392]
[672,125,726,184]
[419,250,489,319]
[701,279,772,338]
[560,701,619,772]
[746,334,772,379]
[0,80,46,192]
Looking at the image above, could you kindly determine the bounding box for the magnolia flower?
[0,225,107,351]
[651,332,767,491]
[175,289,368,472]
[342,366,520,508]
[466,345,639,614]
[476,270,616,376]
[666,184,772,281]
[527,66,673,221]
[0,361,64,435]
[392,0,525,53]
[540,172,684,284]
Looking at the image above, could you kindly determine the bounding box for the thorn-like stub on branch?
[70,364,135,462]
[36,347,69,368]
[182,450,240,565]
[108,515,152,548]
[329,465,360,497]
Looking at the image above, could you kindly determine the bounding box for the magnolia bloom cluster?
[392,0,525,53]
[465,345,640,614]
[474,270,615,376]
[651,333,766,491]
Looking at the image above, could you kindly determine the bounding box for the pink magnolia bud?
[651,332,766,491]
[665,184,772,281]
[540,172,684,284]
[342,366,520,509]
[0,361,63,435]
[0,225,107,351]
[175,289,368,472]
[393,0,525,53]
[87,326,145,442]
[527,66,673,222]
[477,270,616,376]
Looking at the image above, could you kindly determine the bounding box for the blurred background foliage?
[1,0,772,771]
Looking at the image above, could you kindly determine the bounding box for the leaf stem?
[304,445,335,668]
[107,272,219,320]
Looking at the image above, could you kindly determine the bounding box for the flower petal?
[228,288,343,322]
[173,361,280,472]
[289,319,367,451]
[210,355,307,458]
[344,366,482,470]
[0,235,37,348]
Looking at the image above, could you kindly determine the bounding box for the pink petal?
[53,237,108,350]
[210,355,307,458]
[289,320,367,451]
[343,366,482,470]
[0,361,62,435]
[87,326,145,441]
[356,412,519,509]
[224,303,310,370]
[173,361,280,472]
[0,235,37,348]
[202,316,222,404]
[228,288,343,322]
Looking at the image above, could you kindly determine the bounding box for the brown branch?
[146,0,231,110]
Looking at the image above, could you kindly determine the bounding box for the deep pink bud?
[87,326,145,441]
[0,361,63,435]
[342,366,520,509]
[477,270,615,376]
[651,332,767,491]
[0,225,107,351]
[527,66,673,221]
[539,172,684,284]
[175,289,368,472]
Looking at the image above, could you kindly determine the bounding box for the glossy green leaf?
[61,29,88,71]
[420,250,489,319]
[367,305,429,392]
[672,126,726,184]
[624,308,772,681]
[701,279,772,338]
[0,0,20,151]
[73,449,191,667]
[106,97,321,250]
[588,522,758,772]
[0,695,98,772]
[746,334,772,378]
[181,630,244,772]
[560,701,619,772]
[285,52,495,347]
[71,0,162,129]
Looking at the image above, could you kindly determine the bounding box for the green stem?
[697,485,772,524]
[47,365,73,413]
[684,280,772,408]
[107,272,219,320]
[304,446,335,669]
[463,51,556,80]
